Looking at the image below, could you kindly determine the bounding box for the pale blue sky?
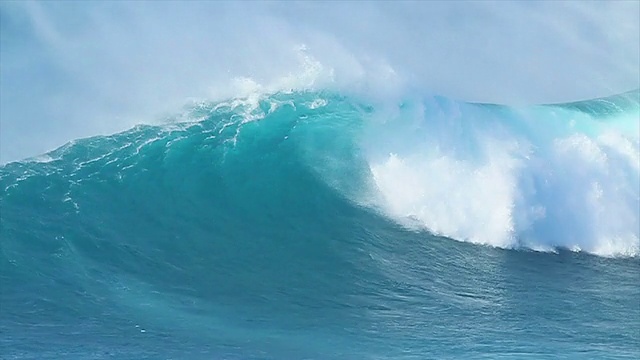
[1,1,639,163]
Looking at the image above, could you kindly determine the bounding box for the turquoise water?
[1,90,639,359]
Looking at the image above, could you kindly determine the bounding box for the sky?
[1,1,639,163]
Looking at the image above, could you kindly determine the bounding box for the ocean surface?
[1,89,639,359]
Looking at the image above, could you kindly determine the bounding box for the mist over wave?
[2,1,639,163]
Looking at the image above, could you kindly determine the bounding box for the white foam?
[370,140,523,248]
[309,99,328,109]
[365,103,640,257]
[25,154,58,163]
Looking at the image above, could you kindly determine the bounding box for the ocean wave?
[2,88,638,257]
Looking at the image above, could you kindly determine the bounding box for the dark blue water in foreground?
[1,90,639,359]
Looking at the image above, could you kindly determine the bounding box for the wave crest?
[364,93,639,256]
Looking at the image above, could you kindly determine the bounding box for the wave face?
[1,90,639,359]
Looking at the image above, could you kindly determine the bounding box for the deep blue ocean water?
[1,90,639,359]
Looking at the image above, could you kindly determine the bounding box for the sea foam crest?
[365,98,639,257]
